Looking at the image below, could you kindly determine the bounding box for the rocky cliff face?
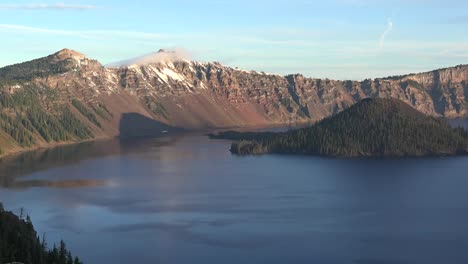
[0,49,467,156]
[57,51,468,123]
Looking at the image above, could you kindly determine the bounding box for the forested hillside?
[213,99,468,157]
[0,84,93,155]
[0,49,467,157]
[0,53,75,83]
[0,202,83,264]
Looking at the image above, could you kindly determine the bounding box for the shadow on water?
[2,117,468,264]
[0,112,185,189]
[4,115,465,191]
[118,112,180,139]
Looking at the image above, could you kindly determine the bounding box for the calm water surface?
[1,132,468,264]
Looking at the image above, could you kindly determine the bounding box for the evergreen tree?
[74,256,83,264]
[67,251,73,264]
[59,240,67,264]
[0,204,83,264]
[214,98,468,157]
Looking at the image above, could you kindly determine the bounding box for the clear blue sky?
[0,0,467,80]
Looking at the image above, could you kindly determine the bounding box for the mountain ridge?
[3,48,468,80]
[0,48,467,157]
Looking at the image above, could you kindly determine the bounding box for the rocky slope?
[0,48,467,156]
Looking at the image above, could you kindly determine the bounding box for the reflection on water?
[1,129,468,264]
[3,178,106,189]
[449,118,468,129]
[0,136,181,189]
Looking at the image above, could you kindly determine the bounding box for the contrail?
[379,19,393,49]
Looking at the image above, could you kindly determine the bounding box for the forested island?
[0,202,83,264]
[0,49,468,158]
[210,98,468,157]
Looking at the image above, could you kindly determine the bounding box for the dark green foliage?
[215,98,468,157]
[1,85,40,111]
[92,103,113,121]
[0,86,93,148]
[71,99,101,128]
[208,131,279,141]
[0,51,159,155]
[0,202,83,264]
[27,106,70,142]
[0,55,74,83]
[60,107,93,140]
[155,103,168,118]
[0,112,35,147]
[230,140,269,155]
[144,96,169,119]
[74,256,83,264]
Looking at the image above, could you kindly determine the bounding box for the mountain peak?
[49,48,102,71]
[54,48,87,61]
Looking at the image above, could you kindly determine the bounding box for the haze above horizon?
[0,0,467,80]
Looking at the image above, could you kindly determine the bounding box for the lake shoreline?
[0,121,309,160]
[2,132,468,264]
[1,116,466,161]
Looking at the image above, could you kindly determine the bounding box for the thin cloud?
[108,48,193,67]
[0,24,168,40]
[0,3,96,10]
[379,19,393,49]
[0,24,75,34]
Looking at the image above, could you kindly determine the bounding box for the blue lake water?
[1,131,468,264]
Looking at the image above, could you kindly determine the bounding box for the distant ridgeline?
[210,98,468,157]
[0,202,83,264]
[0,49,467,157]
